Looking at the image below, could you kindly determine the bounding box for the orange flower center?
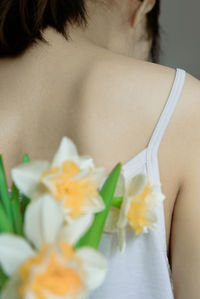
[127,181,153,235]
[40,161,99,219]
[18,242,86,299]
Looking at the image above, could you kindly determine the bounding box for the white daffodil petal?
[104,207,120,233]
[69,168,90,181]
[145,193,165,212]
[114,172,126,197]
[116,176,141,231]
[1,274,21,299]
[24,194,64,250]
[118,228,126,253]
[152,192,166,203]
[148,222,158,231]
[72,167,106,189]
[59,213,94,245]
[51,136,79,168]
[145,209,158,228]
[85,167,106,188]
[11,160,50,198]
[24,291,38,299]
[76,247,107,290]
[127,173,148,198]
[87,194,105,214]
[116,195,129,229]
[78,155,95,170]
[0,234,34,276]
[40,168,62,195]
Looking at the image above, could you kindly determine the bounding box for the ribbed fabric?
[91,68,186,299]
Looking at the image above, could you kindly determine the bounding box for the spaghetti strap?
[148,68,186,152]
[146,68,186,183]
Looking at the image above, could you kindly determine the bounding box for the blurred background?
[159,0,200,79]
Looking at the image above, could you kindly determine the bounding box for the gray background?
[159,0,200,79]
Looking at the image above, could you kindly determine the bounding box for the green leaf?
[11,183,23,235]
[112,196,123,209]
[0,156,13,228]
[75,163,121,250]
[0,201,13,233]
[0,267,8,291]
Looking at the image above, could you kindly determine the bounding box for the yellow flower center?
[18,242,86,299]
[40,161,99,219]
[127,181,153,235]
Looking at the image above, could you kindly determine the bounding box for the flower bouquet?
[0,136,165,299]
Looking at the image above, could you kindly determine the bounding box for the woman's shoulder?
[86,52,200,166]
[88,53,200,122]
[85,52,200,126]
[85,53,182,106]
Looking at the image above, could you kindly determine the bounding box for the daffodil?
[0,195,107,299]
[11,136,106,224]
[104,173,165,252]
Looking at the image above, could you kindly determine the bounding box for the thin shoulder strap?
[146,68,186,185]
[147,68,186,153]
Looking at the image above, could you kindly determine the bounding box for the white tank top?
[91,68,186,299]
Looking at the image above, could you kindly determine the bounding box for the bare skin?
[0,1,200,298]
[0,27,192,254]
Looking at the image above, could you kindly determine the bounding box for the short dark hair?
[0,0,87,57]
[0,0,161,62]
[146,0,162,63]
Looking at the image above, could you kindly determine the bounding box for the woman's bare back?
[0,29,199,267]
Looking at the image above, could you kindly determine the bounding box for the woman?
[0,0,199,298]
